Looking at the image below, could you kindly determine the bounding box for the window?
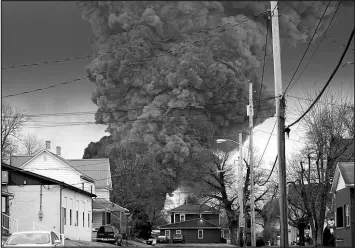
[63,208,66,225]
[88,212,90,228]
[83,212,85,227]
[198,229,203,239]
[165,230,170,238]
[176,230,181,234]
[76,200,79,226]
[180,214,185,222]
[82,183,84,190]
[70,209,72,225]
[336,206,344,227]
[106,212,111,224]
[90,185,92,193]
[345,204,350,227]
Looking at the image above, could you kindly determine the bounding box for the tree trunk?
[316,207,326,246]
[298,223,306,246]
[229,223,239,245]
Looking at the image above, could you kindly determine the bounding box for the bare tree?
[288,88,354,246]
[186,148,277,245]
[1,102,28,163]
[20,133,45,155]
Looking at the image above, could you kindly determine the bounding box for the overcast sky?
[2,1,354,166]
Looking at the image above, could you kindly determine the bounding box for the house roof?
[331,162,354,193]
[93,198,129,212]
[338,162,354,185]
[11,150,95,183]
[10,155,32,168]
[168,204,217,213]
[2,163,96,197]
[66,159,111,189]
[159,218,220,229]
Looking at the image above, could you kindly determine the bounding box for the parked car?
[146,236,157,245]
[96,225,123,246]
[172,233,185,243]
[2,230,63,247]
[157,235,170,243]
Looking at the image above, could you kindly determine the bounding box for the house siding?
[61,188,93,241]
[8,185,61,234]
[351,188,355,248]
[95,189,109,199]
[160,229,220,243]
[201,214,219,226]
[336,174,346,191]
[334,187,351,247]
[21,152,81,189]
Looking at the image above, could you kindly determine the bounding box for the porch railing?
[32,221,64,246]
[1,213,18,234]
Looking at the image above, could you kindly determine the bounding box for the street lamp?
[216,136,253,247]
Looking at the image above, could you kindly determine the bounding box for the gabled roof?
[2,163,96,197]
[159,218,220,229]
[11,155,32,168]
[93,198,129,212]
[331,162,354,193]
[66,158,111,189]
[11,150,95,183]
[168,203,217,213]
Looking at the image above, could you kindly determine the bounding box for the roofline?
[345,184,354,187]
[158,218,220,229]
[80,175,95,183]
[2,163,96,198]
[67,158,109,161]
[17,150,96,182]
[168,210,216,214]
[158,227,221,230]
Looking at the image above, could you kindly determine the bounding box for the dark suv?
[96,225,123,246]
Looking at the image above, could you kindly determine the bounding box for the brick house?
[158,203,221,243]
[330,162,354,247]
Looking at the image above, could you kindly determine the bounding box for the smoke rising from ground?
[78,1,338,167]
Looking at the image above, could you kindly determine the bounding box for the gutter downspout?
[60,186,63,234]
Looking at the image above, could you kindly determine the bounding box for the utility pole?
[238,132,244,247]
[248,82,256,247]
[270,1,289,247]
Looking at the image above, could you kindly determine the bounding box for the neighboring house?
[11,141,130,236]
[158,203,221,243]
[1,163,96,241]
[66,158,130,233]
[330,162,354,247]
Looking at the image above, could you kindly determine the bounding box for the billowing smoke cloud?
[77,1,337,166]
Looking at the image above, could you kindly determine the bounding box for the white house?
[11,141,130,236]
[1,163,96,241]
[66,158,130,233]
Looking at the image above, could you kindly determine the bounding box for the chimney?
[46,141,50,150]
[56,146,61,156]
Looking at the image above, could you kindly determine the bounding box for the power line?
[286,27,354,129]
[287,0,342,93]
[4,96,276,118]
[279,12,354,51]
[257,155,278,187]
[283,1,332,94]
[2,75,90,98]
[1,54,93,70]
[1,11,268,71]
[255,17,270,119]
[256,120,277,168]
[2,10,269,99]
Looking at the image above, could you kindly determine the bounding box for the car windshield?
[6,232,50,245]
[103,226,113,233]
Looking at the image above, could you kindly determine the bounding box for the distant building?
[1,163,95,241]
[158,203,221,243]
[330,161,354,247]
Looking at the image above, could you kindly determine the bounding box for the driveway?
[153,244,236,247]
[64,239,118,247]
